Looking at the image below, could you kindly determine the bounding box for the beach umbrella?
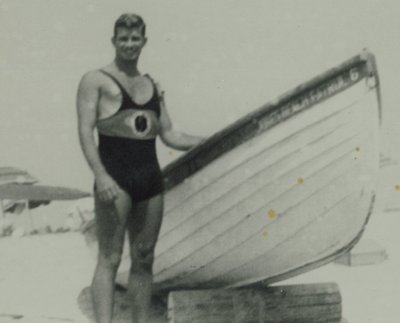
[0,168,91,236]
[0,167,37,185]
[0,184,91,201]
[3,199,51,214]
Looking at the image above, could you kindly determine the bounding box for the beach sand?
[0,208,398,323]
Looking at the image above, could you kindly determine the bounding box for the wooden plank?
[168,283,342,323]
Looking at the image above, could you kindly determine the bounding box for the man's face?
[112,27,147,61]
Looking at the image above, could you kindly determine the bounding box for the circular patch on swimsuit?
[130,111,152,137]
[135,115,147,132]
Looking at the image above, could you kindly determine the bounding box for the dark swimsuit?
[97,70,164,202]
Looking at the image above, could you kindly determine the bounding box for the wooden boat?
[85,50,381,291]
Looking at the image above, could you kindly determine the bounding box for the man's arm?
[156,84,205,151]
[76,71,121,202]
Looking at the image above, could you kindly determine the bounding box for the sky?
[0,0,399,191]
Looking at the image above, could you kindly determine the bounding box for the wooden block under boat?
[168,282,342,323]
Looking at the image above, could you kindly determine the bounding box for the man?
[76,13,203,323]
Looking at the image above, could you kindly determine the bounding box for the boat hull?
[86,51,381,291]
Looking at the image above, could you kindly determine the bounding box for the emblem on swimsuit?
[130,111,152,137]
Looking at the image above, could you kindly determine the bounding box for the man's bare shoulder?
[79,69,107,89]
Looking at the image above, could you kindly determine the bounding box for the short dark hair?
[113,13,146,37]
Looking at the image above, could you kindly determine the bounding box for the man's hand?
[95,173,122,203]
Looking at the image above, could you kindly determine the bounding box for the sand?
[0,209,398,323]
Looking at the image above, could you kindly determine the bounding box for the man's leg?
[91,191,132,323]
[127,193,163,323]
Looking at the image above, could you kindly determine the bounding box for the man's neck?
[114,57,140,77]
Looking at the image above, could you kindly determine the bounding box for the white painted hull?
[86,51,381,290]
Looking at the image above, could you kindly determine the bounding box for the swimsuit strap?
[99,69,160,116]
[145,74,163,99]
[99,69,135,106]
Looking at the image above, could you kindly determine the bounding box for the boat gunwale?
[162,50,380,190]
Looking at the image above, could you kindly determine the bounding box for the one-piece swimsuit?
[96,70,164,202]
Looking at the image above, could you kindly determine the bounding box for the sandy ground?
[283,210,400,323]
[0,232,93,323]
[0,209,398,323]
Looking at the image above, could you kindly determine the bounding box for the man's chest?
[102,75,155,106]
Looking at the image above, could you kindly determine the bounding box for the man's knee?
[98,252,122,271]
[130,242,155,272]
